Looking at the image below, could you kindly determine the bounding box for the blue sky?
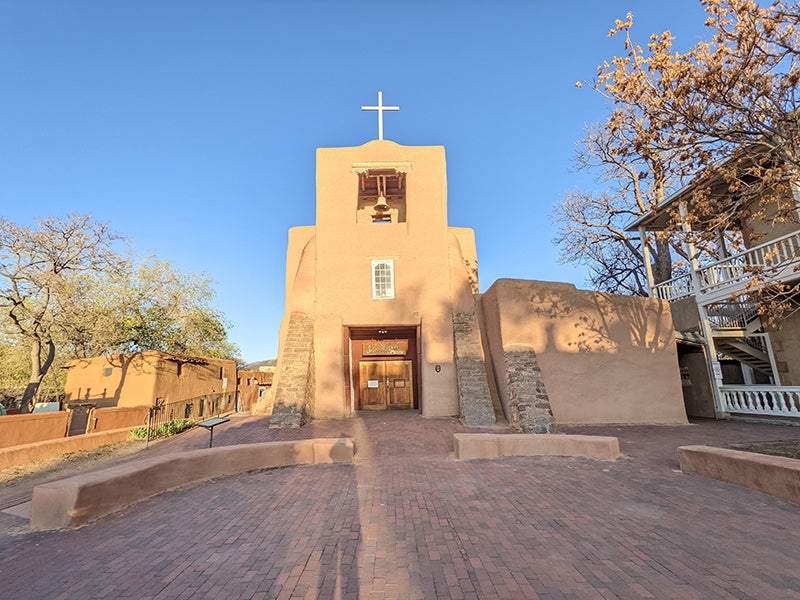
[0,1,712,362]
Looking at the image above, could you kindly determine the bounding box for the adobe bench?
[453,433,620,460]
[29,437,355,530]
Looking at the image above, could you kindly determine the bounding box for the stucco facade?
[63,351,237,410]
[268,139,687,429]
[270,141,484,424]
[481,280,687,426]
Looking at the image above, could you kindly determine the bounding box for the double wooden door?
[359,360,413,410]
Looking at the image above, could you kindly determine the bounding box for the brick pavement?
[1,412,800,599]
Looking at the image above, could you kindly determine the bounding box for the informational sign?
[711,361,723,380]
[363,339,407,356]
[222,377,228,391]
[367,380,380,388]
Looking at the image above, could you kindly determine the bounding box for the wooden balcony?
[653,230,800,305]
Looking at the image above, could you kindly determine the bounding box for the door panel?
[359,361,386,409]
[358,360,414,410]
[386,360,413,408]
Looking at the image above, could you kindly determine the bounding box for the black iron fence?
[145,392,235,439]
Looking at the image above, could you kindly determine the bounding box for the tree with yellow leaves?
[555,0,799,295]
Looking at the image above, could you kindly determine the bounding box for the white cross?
[361,91,399,141]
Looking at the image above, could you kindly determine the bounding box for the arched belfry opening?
[354,164,411,224]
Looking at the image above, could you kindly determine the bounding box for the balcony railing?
[653,273,693,301]
[652,230,800,302]
[698,230,800,296]
[720,385,800,417]
[706,302,760,331]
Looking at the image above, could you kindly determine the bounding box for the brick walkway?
[1,412,800,599]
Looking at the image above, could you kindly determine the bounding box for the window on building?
[372,259,395,299]
[102,366,113,377]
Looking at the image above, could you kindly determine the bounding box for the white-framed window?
[372,259,395,299]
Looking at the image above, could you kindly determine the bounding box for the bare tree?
[557,1,799,297]
[554,18,691,294]
[0,215,120,412]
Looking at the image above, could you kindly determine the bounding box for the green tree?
[0,215,120,412]
[0,216,240,411]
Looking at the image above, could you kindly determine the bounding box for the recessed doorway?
[346,326,419,412]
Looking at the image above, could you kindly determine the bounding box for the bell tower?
[267,94,495,427]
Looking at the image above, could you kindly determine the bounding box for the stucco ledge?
[453,433,620,461]
[677,445,800,505]
[29,437,355,530]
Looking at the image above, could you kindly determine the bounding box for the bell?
[373,195,390,211]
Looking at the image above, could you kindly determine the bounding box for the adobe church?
[265,93,688,430]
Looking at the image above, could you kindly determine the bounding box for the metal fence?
[145,392,235,433]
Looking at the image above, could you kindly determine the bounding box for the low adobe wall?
[30,437,355,530]
[453,433,620,460]
[481,279,688,426]
[0,428,135,471]
[678,445,800,505]
[0,412,69,449]
[88,406,148,433]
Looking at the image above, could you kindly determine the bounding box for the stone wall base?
[453,312,495,427]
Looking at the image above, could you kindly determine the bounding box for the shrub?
[131,419,194,440]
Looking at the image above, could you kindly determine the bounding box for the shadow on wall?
[484,279,686,426]
[66,353,156,408]
[519,283,672,355]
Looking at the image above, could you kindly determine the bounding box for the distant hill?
[242,359,277,371]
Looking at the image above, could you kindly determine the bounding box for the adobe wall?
[63,353,158,407]
[0,428,135,471]
[151,354,237,406]
[88,406,149,433]
[0,412,69,449]
[237,370,273,412]
[481,279,688,425]
[64,352,237,409]
[312,141,459,418]
[768,309,800,386]
[272,141,478,420]
[669,297,701,333]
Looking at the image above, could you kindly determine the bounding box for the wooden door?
[358,360,413,410]
[359,361,386,410]
[386,360,413,409]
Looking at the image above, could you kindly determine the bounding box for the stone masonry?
[269,313,314,428]
[453,312,496,427]
[502,344,557,433]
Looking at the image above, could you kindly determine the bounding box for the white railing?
[721,385,800,417]
[652,273,693,301]
[698,230,800,295]
[650,230,800,303]
[706,302,759,331]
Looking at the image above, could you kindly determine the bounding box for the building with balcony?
[628,163,800,421]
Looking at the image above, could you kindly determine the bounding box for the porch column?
[638,225,656,296]
[680,203,726,417]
